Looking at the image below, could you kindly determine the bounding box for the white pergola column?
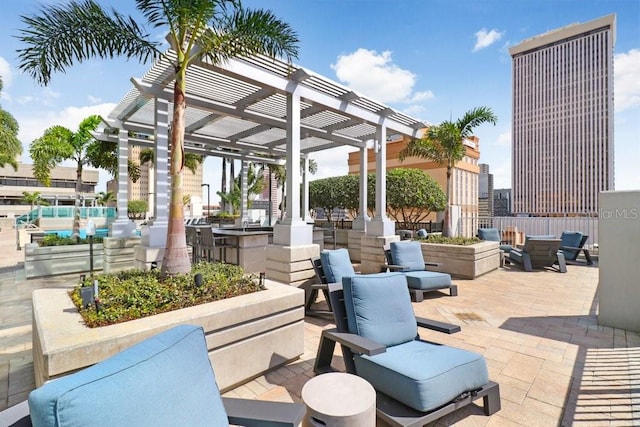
[352,145,370,231]
[273,90,312,245]
[110,128,136,237]
[302,156,312,223]
[237,160,250,227]
[141,98,168,247]
[368,124,395,236]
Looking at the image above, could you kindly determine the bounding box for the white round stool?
[301,372,376,427]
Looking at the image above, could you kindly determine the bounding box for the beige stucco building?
[509,14,615,216]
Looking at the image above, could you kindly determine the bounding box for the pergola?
[97,49,426,270]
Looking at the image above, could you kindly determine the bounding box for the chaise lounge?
[508,235,567,272]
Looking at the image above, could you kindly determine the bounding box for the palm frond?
[17,0,159,85]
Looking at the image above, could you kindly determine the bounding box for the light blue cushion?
[29,325,228,427]
[354,340,489,412]
[526,234,555,241]
[403,270,452,290]
[343,273,417,347]
[478,228,500,242]
[320,248,355,283]
[390,241,425,271]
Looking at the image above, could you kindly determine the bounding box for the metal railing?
[457,216,599,246]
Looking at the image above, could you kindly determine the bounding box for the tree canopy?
[0,76,23,170]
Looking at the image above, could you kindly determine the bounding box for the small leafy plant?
[415,235,481,245]
[70,262,263,328]
[40,234,104,246]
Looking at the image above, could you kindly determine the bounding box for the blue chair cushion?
[499,244,513,253]
[354,340,489,412]
[477,228,501,242]
[403,270,452,290]
[320,248,355,283]
[526,234,555,241]
[390,241,425,271]
[29,325,228,427]
[559,231,583,260]
[343,273,417,347]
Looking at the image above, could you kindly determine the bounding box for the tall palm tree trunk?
[161,66,190,275]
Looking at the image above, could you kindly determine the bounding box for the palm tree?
[399,106,497,237]
[21,191,49,210]
[0,76,22,171]
[215,162,265,215]
[96,191,116,207]
[29,115,105,239]
[270,158,318,220]
[17,0,299,274]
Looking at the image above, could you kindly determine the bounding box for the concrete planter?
[32,280,305,392]
[420,240,500,279]
[24,243,104,279]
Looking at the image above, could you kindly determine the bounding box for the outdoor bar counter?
[212,227,273,273]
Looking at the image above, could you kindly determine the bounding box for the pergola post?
[349,145,371,262]
[237,160,250,227]
[302,156,312,223]
[109,129,136,237]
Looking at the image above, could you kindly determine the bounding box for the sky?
[1,0,639,205]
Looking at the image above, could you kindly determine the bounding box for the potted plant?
[415,235,500,279]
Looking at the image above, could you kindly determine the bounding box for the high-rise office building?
[478,163,494,218]
[509,14,615,216]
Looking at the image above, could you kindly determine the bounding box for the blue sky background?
[1,0,638,204]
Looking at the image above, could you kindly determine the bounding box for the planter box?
[420,240,500,279]
[32,280,305,391]
[24,243,104,279]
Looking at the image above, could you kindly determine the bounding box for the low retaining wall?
[25,243,104,279]
[32,280,305,392]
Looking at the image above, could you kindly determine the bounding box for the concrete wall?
[598,191,640,333]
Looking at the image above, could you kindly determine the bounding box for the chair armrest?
[424,261,442,268]
[416,317,461,334]
[223,397,306,427]
[380,263,410,272]
[322,328,386,356]
[0,400,31,427]
[559,245,580,251]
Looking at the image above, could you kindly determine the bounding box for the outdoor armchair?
[508,235,567,273]
[0,325,305,427]
[313,273,500,426]
[559,231,593,265]
[477,228,513,253]
[382,241,457,301]
[308,248,356,317]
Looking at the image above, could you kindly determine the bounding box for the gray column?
[368,124,394,236]
[239,160,249,226]
[352,145,370,231]
[116,129,129,221]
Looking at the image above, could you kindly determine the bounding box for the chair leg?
[313,331,337,374]
[449,284,458,296]
[483,382,501,415]
[523,253,533,272]
[583,249,594,265]
[557,253,567,273]
[305,289,318,311]
[410,289,423,302]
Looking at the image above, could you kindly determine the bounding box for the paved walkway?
[1,227,638,426]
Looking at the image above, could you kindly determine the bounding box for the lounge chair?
[0,325,305,427]
[477,228,513,253]
[313,273,500,426]
[508,235,567,272]
[559,231,593,265]
[308,248,356,317]
[382,241,457,301]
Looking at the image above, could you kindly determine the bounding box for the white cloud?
[473,28,505,52]
[88,95,102,104]
[17,103,116,160]
[309,146,355,181]
[17,96,34,105]
[0,56,12,88]
[495,129,511,147]
[491,162,512,189]
[331,48,432,105]
[614,48,640,112]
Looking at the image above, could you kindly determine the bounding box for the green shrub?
[70,262,262,328]
[127,200,148,219]
[40,234,104,246]
[416,235,481,245]
[214,212,238,219]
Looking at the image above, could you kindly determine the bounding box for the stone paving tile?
[2,229,640,425]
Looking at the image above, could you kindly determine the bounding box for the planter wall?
[103,236,141,273]
[32,280,304,392]
[420,240,500,279]
[24,243,104,279]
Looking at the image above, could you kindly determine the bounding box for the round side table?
[301,372,376,427]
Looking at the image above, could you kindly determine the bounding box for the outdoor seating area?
[2,222,639,426]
